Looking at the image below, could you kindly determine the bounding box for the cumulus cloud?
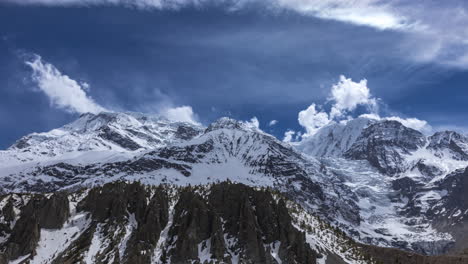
[298,75,378,137]
[297,75,431,138]
[25,55,106,114]
[283,130,296,143]
[162,105,200,125]
[329,75,377,118]
[298,103,331,137]
[244,117,260,129]
[268,120,278,126]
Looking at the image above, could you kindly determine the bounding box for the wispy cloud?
[7,0,468,68]
[25,54,106,114]
[3,0,412,30]
[25,53,202,124]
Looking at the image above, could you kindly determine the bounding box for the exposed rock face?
[362,244,468,264]
[98,125,142,151]
[412,159,445,178]
[427,167,468,253]
[344,120,427,174]
[0,182,320,264]
[0,193,69,262]
[164,183,318,264]
[428,131,468,160]
[208,183,317,264]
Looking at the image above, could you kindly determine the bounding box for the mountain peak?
[205,117,259,133]
[297,116,377,157]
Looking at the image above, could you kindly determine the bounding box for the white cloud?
[25,54,106,114]
[276,0,412,31]
[10,1,468,68]
[5,0,410,31]
[298,103,331,137]
[329,75,377,118]
[385,116,431,133]
[268,120,278,126]
[283,129,296,143]
[297,74,433,138]
[358,113,432,133]
[162,105,200,125]
[297,75,377,137]
[244,117,260,129]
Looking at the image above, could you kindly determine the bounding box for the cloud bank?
[26,55,106,114]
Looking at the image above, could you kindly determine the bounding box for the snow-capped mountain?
[1,112,203,168]
[1,112,468,263]
[298,116,468,255]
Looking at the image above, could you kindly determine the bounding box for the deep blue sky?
[1,1,468,148]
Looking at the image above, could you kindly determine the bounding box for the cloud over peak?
[329,75,377,119]
[25,54,201,125]
[296,74,430,139]
[26,55,106,114]
[298,75,378,137]
[162,105,200,125]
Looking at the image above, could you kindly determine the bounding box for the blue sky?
[1,0,468,148]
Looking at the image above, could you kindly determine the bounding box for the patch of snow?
[30,212,91,264]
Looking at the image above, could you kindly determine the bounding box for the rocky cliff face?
[0,182,321,264]
[1,182,467,264]
[428,131,468,161]
[344,120,427,174]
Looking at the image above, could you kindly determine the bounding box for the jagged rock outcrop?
[208,183,317,264]
[0,193,69,262]
[0,182,321,264]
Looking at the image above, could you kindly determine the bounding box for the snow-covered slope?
[1,113,468,260]
[297,117,468,255]
[296,117,376,157]
[0,112,203,168]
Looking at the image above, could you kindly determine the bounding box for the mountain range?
[0,112,467,264]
